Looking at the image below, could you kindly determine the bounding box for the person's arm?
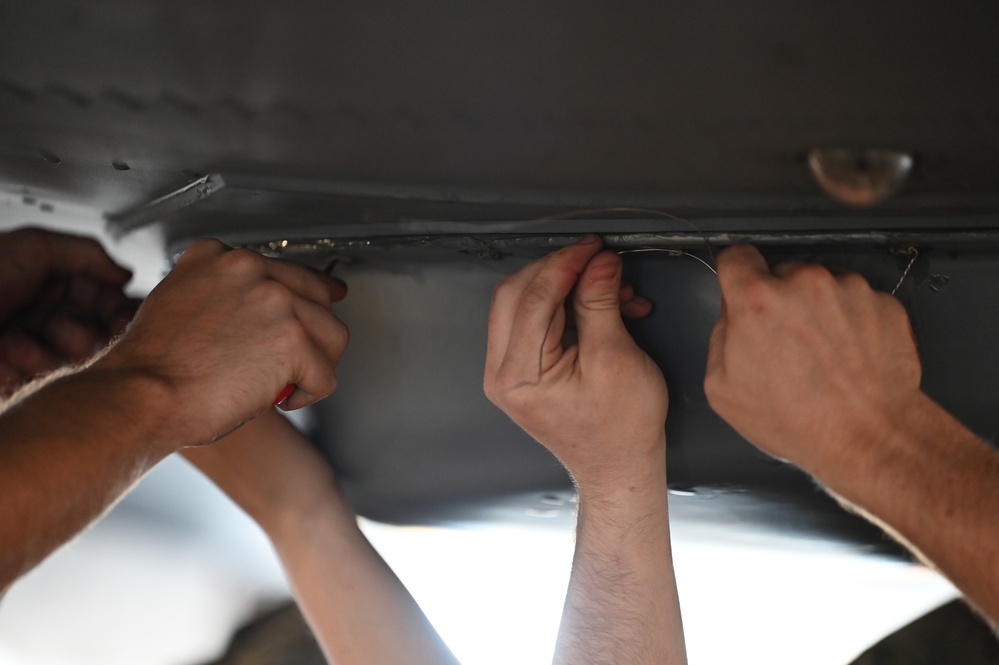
[182,410,461,665]
[484,236,687,665]
[0,238,349,594]
[704,244,999,627]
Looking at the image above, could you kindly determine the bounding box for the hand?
[0,227,137,396]
[704,245,922,473]
[484,236,668,491]
[182,408,342,536]
[95,239,349,448]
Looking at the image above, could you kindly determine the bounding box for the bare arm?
[484,236,687,665]
[183,410,461,665]
[0,238,349,593]
[704,245,999,626]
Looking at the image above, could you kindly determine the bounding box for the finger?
[37,230,133,286]
[42,315,104,361]
[326,273,348,303]
[704,297,728,395]
[176,237,231,264]
[499,236,603,382]
[486,236,599,382]
[619,282,653,319]
[621,294,653,319]
[258,254,338,308]
[183,241,337,309]
[715,245,773,301]
[281,301,350,410]
[486,251,561,361]
[771,260,808,278]
[572,251,630,352]
[486,264,545,382]
[0,330,64,376]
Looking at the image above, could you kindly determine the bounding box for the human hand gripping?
[703,245,923,478]
[483,235,667,491]
[0,239,347,593]
[703,245,999,625]
[485,236,686,665]
[94,239,349,450]
[0,227,138,396]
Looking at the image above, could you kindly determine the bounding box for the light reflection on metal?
[808,147,914,207]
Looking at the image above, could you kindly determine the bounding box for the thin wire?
[541,206,716,265]
[891,247,918,296]
[617,248,718,275]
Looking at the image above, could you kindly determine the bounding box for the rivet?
[808,147,914,207]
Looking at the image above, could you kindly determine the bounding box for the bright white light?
[361,520,573,665]
[360,516,958,665]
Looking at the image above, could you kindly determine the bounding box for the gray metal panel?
[1,1,998,217]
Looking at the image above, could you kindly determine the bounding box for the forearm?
[556,443,686,665]
[266,498,461,665]
[814,392,999,626]
[0,361,175,592]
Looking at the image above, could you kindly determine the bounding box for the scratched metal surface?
[1,1,998,222]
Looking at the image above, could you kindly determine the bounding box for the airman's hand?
[96,239,349,448]
[484,236,667,492]
[704,245,922,473]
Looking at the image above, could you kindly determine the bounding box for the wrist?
[86,353,182,457]
[572,434,668,512]
[810,390,949,496]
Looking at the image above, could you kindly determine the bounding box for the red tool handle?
[274,384,295,406]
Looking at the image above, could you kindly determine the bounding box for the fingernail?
[631,295,650,305]
[578,234,600,245]
[274,384,295,407]
[589,260,620,283]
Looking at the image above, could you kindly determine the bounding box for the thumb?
[572,251,629,348]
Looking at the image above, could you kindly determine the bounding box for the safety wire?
[539,206,718,276]
[891,247,918,296]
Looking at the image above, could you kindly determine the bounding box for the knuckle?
[326,318,350,355]
[275,319,309,352]
[521,282,554,310]
[717,244,755,269]
[576,290,618,312]
[223,247,266,274]
[334,318,350,345]
[838,271,870,292]
[793,263,833,284]
[253,279,294,310]
[185,237,229,259]
[788,264,838,297]
[741,280,776,312]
